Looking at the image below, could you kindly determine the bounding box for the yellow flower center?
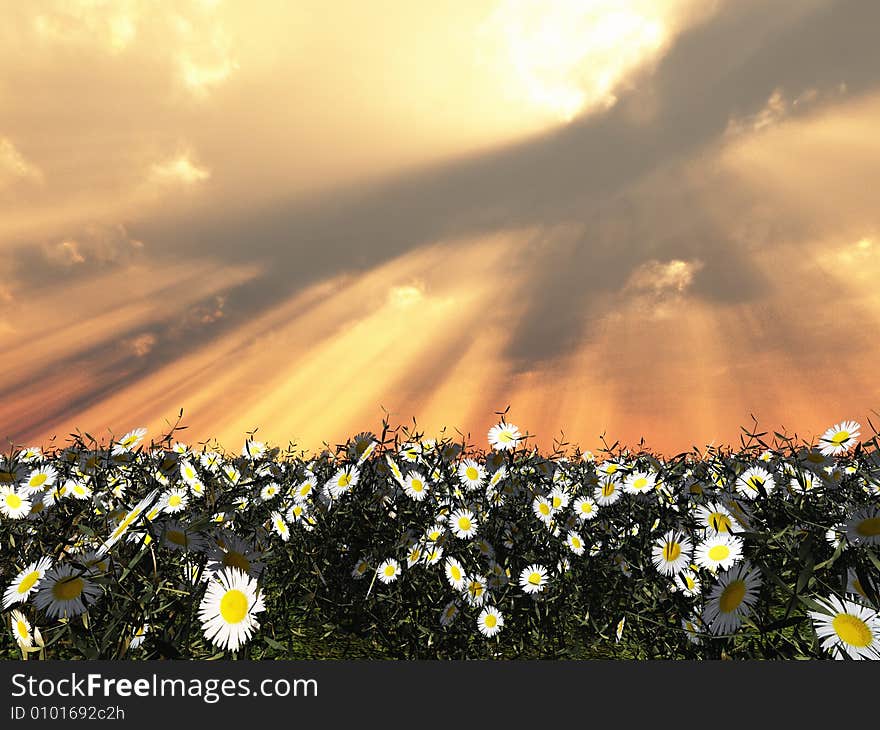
[223,551,251,573]
[29,473,48,488]
[451,565,462,581]
[498,431,513,443]
[718,579,746,613]
[580,503,593,514]
[52,577,84,602]
[571,537,582,549]
[528,571,542,586]
[601,483,615,497]
[219,589,249,624]
[708,544,731,562]
[485,614,497,628]
[458,517,472,532]
[662,542,682,562]
[16,620,29,640]
[465,467,479,481]
[411,479,423,492]
[18,571,41,594]
[856,518,880,537]
[338,474,351,488]
[539,502,551,516]
[830,431,850,446]
[0,471,13,483]
[169,495,182,507]
[632,477,648,490]
[832,613,872,647]
[167,530,188,546]
[384,564,396,577]
[5,493,22,509]
[707,512,731,532]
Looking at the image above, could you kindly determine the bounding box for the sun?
[480,0,699,123]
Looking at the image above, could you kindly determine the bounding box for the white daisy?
[403,472,429,501]
[463,574,488,606]
[97,489,160,556]
[488,422,521,452]
[0,486,31,519]
[701,562,761,635]
[351,558,371,580]
[327,466,359,499]
[652,530,693,576]
[735,466,775,500]
[818,420,861,457]
[845,505,880,546]
[241,439,267,460]
[458,459,486,491]
[594,478,622,506]
[10,609,33,648]
[377,558,400,584]
[161,487,189,514]
[22,465,57,496]
[3,557,53,609]
[130,623,150,649]
[450,509,478,539]
[444,557,467,590]
[532,496,555,525]
[673,569,701,596]
[694,533,744,573]
[270,511,290,542]
[477,605,504,637]
[566,530,586,556]
[439,600,460,627]
[112,427,148,455]
[573,496,598,521]
[694,502,735,535]
[519,564,549,594]
[809,594,880,660]
[198,568,265,652]
[33,564,101,619]
[624,470,656,495]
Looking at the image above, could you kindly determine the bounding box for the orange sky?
[2,0,879,456]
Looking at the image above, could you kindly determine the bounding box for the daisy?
[161,487,189,514]
[673,569,701,597]
[809,594,880,659]
[403,472,429,501]
[270,511,290,542]
[179,460,200,486]
[241,439,267,460]
[694,502,735,535]
[439,600,460,627]
[519,564,549,594]
[377,558,400,584]
[818,420,861,457]
[423,546,444,565]
[399,442,422,463]
[789,470,823,494]
[260,482,281,501]
[0,486,31,519]
[463,574,488,606]
[488,422,521,451]
[566,530,586,556]
[701,562,761,635]
[652,531,693,576]
[385,456,405,486]
[3,557,53,609]
[624,470,656,495]
[477,606,504,637]
[846,569,871,603]
[22,465,57,495]
[450,509,478,539]
[616,616,626,642]
[327,466,359,499]
[573,496,598,521]
[444,557,467,590]
[162,520,209,553]
[67,478,92,501]
[130,623,150,649]
[735,466,775,500]
[112,427,148,455]
[532,496,555,525]
[33,564,101,619]
[351,558,371,580]
[549,486,570,511]
[199,451,223,472]
[19,446,42,462]
[10,609,33,648]
[694,533,744,573]
[594,478,622,506]
[458,460,486,491]
[97,489,160,556]
[198,568,265,652]
[846,505,880,546]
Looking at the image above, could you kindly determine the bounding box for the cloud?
[0,137,43,187]
[150,153,211,185]
[41,224,144,269]
[125,332,158,357]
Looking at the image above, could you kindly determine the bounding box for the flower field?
[2,415,880,660]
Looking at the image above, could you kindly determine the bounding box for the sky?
[1,0,879,456]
